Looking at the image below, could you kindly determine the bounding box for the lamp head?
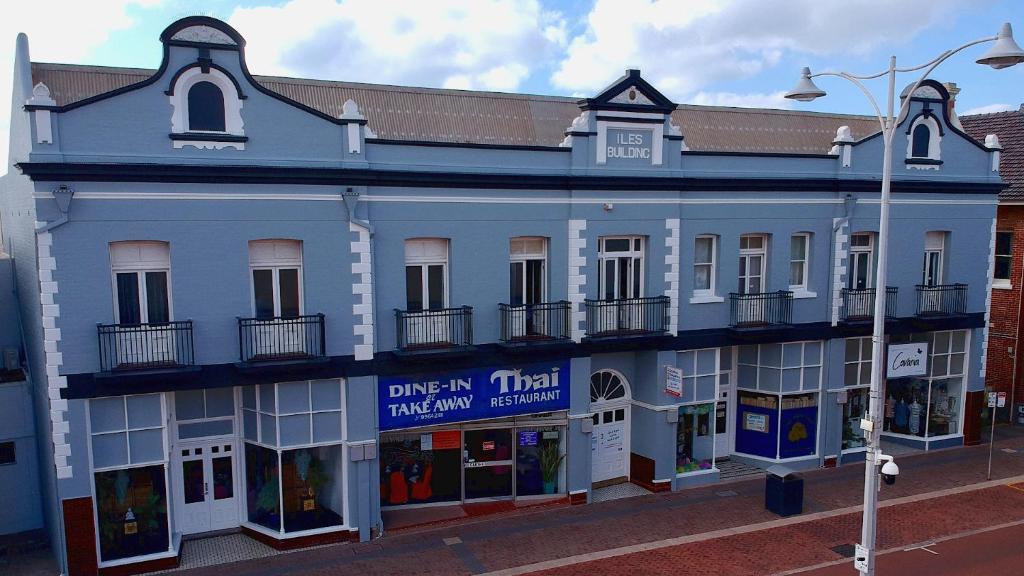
[977,23,1024,69]
[784,67,826,102]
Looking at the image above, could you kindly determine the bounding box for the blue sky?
[3,0,1023,168]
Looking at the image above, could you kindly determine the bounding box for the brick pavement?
[169,429,1024,576]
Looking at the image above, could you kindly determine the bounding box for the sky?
[2,0,1023,172]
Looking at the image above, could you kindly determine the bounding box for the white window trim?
[994,231,1013,288]
[906,114,942,167]
[738,234,768,294]
[789,233,816,298]
[923,232,945,287]
[692,234,719,302]
[509,236,547,304]
[110,241,173,325]
[598,235,645,299]
[843,336,873,387]
[848,233,875,290]
[405,238,450,310]
[169,67,245,149]
[249,240,304,318]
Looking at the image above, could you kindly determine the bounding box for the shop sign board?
[999,392,1007,408]
[379,360,571,430]
[665,365,683,398]
[518,431,539,446]
[886,342,928,378]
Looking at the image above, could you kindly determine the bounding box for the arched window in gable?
[911,123,930,158]
[187,81,226,132]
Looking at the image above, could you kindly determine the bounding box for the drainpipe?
[35,185,74,234]
[339,187,384,539]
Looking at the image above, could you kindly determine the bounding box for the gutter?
[35,185,74,234]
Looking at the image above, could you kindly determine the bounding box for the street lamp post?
[784,22,1024,576]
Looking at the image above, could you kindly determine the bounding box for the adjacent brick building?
[963,105,1024,424]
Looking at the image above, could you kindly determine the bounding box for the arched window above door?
[590,370,628,403]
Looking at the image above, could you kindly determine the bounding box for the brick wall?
[985,204,1024,420]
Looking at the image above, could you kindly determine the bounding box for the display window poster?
[518,431,539,446]
[665,365,683,398]
[735,403,778,459]
[743,412,769,433]
[379,360,571,430]
[779,406,817,459]
[431,430,461,450]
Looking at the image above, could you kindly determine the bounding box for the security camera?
[879,454,899,485]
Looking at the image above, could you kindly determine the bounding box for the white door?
[175,441,239,535]
[737,235,766,324]
[589,370,631,485]
[405,262,449,345]
[714,390,733,459]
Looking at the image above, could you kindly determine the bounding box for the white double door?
[591,403,629,484]
[174,439,239,535]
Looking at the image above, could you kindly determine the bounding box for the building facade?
[0,17,1005,575]
[963,106,1024,424]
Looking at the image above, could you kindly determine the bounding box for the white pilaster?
[37,230,71,479]
[350,222,374,360]
[568,220,587,342]
[664,219,680,334]
[980,217,997,378]
[831,218,849,326]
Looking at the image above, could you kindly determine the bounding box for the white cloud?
[0,0,161,174]
[228,0,566,93]
[961,103,1016,116]
[688,90,793,109]
[552,0,962,101]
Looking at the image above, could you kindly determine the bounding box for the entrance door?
[737,235,767,324]
[715,390,733,459]
[590,370,631,485]
[176,441,238,535]
[463,428,514,500]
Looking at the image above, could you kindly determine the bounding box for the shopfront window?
[464,428,514,500]
[89,394,171,563]
[380,430,462,507]
[885,330,966,439]
[241,379,346,535]
[515,426,565,496]
[676,404,714,474]
[842,388,869,450]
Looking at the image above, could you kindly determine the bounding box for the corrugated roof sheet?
[31,61,882,153]
[961,107,1024,200]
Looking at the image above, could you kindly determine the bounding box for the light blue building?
[0,16,1004,575]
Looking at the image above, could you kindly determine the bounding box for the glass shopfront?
[884,331,967,441]
[676,404,714,474]
[379,415,567,509]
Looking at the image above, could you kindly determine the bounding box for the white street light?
[785,22,1021,576]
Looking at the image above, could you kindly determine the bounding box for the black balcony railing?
[584,296,670,338]
[238,314,325,363]
[840,287,898,323]
[498,301,571,343]
[729,291,793,328]
[395,306,473,351]
[98,321,194,372]
[915,284,967,317]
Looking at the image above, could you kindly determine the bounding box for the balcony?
[395,306,473,352]
[915,284,967,317]
[729,291,793,329]
[498,301,571,344]
[97,321,194,372]
[584,296,671,339]
[237,314,326,363]
[840,287,898,323]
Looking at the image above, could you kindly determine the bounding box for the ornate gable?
[579,69,676,113]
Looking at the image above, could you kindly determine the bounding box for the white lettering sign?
[665,365,683,398]
[606,130,651,160]
[887,342,928,378]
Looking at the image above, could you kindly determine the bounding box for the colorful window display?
[245,443,280,531]
[884,331,966,439]
[93,466,170,562]
[676,404,714,474]
[281,446,344,533]
[380,431,462,507]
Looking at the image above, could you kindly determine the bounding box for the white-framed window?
[110,241,172,325]
[510,237,547,306]
[848,233,874,290]
[907,114,941,163]
[844,337,873,387]
[173,388,235,440]
[884,330,968,439]
[598,236,644,300]
[994,231,1013,286]
[738,234,767,294]
[922,231,946,287]
[405,238,449,311]
[89,394,167,470]
[789,233,810,290]
[693,235,717,296]
[249,240,303,320]
[169,67,245,141]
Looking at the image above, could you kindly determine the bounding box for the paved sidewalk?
[170,428,1024,576]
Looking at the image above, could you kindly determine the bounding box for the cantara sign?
[887,342,929,378]
[378,360,571,430]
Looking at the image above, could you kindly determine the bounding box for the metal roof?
[961,106,1024,201]
[31,61,882,153]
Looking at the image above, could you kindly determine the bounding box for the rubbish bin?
[765,464,803,517]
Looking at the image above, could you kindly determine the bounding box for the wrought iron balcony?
[395,306,473,352]
[498,301,571,344]
[237,314,326,363]
[915,284,967,317]
[97,320,194,372]
[729,291,793,328]
[583,296,671,338]
[840,287,898,323]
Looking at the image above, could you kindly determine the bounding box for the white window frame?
[906,114,942,166]
[691,235,722,303]
[789,233,815,298]
[843,337,873,388]
[509,236,547,305]
[848,233,874,290]
[994,230,1013,288]
[110,241,173,325]
[249,240,304,318]
[405,238,450,311]
[738,234,767,295]
[598,236,645,300]
[923,232,945,287]
[169,66,245,146]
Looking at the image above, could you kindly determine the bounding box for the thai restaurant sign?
[378,360,571,430]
